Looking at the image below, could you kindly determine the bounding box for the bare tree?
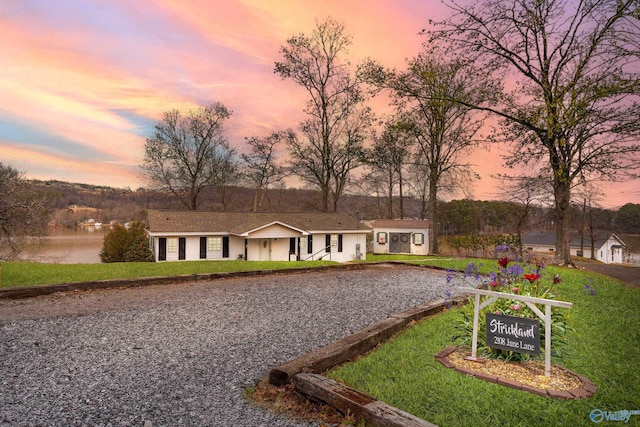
[429,0,640,264]
[241,131,291,212]
[275,18,370,211]
[363,53,485,254]
[0,163,52,260]
[494,172,553,244]
[362,118,414,218]
[142,103,239,210]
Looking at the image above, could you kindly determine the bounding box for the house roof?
[371,219,430,229]
[146,210,364,234]
[522,231,625,248]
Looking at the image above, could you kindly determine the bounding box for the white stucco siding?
[248,224,302,239]
[150,230,369,263]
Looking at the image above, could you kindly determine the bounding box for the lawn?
[0,260,336,288]
[327,262,640,426]
[0,253,438,289]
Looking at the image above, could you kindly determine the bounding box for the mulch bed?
[435,346,597,399]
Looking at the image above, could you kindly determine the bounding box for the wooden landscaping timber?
[292,373,436,427]
[269,295,469,386]
[269,316,407,386]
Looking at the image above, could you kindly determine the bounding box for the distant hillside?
[31,180,640,235]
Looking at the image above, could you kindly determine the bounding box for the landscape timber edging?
[434,346,598,400]
[268,294,469,386]
[267,294,470,427]
[292,373,437,427]
[0,262,372,300]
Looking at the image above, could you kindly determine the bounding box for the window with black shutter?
[222,236,229,258]
[158,238,167,261]
[200,237,207,259]
[178,238,186,260]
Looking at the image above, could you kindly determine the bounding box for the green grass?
[0,260,336,288]
[328,263,640,427]
[0,252,459,288]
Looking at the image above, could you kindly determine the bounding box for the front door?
[259,239,271,261]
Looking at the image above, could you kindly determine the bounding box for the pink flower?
[490,281,498,288]
[511,304,522,311]
[512,287,519,293]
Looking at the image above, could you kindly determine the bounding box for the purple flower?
[446,269,455,284]
[507,264,524,277]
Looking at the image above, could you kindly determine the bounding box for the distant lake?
[20,227,107,264]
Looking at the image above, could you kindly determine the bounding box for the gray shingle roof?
[146,210,364,234]
[371,219,430,229]
[522,231,625,248]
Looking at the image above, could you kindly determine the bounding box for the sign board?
[486,313,540,355]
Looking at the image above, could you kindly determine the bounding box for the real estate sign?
[486,313,541,355]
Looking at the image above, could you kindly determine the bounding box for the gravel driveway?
[0,265,461,427]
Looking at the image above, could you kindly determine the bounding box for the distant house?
[522,231,626,264]
[371,219,430,255]
[145,210,369,263]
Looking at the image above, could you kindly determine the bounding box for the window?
[325,234,343,253]
[413,233,424,245]
[300,236,307,251]
[331,234,339,248]
[167,238,178,253]
[208,237,222,251]
[377,232,387,244]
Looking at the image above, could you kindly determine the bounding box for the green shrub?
[100,221,153,263]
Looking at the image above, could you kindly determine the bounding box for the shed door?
[389,233,411,254]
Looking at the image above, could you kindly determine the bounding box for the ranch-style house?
[145,210,369,263]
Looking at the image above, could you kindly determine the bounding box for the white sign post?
[460,288,573,376]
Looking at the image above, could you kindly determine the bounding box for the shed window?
[413,233,424,245]
[167,238,178,253]
[377,232,387,244]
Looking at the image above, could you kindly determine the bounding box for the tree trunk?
[387,170,394,219]
[553,178,573,265]
[321,187,329,212]
[428,167,439,255]
[398,171,404,220]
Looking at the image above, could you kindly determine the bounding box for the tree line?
[142,2,640,264]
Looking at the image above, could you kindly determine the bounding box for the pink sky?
[1,0,638,209]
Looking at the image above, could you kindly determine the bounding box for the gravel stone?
[0,265,463,427]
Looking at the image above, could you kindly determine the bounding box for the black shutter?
[308,235,313,253]
[200,237,207,259]
[326,234,331,252]
[222,236,229,258]
[290,237,296,255]
[338,234,343,252]
[159,238,167,261]
[178,238,186,260]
